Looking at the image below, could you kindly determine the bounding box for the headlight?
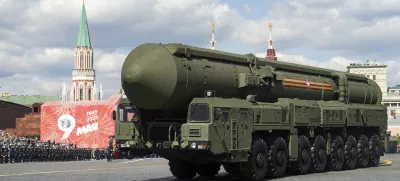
[190,142,197,149]
[189,141,210,150]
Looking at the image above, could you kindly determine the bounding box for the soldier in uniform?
[100,149,105,160]
[0,142,6,164]
[107,135,114,162]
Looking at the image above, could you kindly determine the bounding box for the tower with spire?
[61,0,103,101]
[210,24,217,50]
[61,81,67,101]
[265,23,277,61]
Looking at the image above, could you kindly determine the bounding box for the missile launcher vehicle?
[115,43,387,181]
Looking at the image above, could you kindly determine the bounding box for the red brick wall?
[3,112,41,137]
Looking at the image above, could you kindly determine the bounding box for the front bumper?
[181,141,211,151]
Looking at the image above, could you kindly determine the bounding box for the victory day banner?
[40,95,121,148]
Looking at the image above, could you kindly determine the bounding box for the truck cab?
[114,98,139,159]
[180,94,254,162]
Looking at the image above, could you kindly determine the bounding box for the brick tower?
[70,0,97,101]
[265,23,277,61]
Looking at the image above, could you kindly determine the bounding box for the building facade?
[0,94,58,107]
[386,85,400,119]
[61,1,103,101]
[347,60,400,120]
[0,100,31,130]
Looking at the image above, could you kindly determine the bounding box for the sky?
[0,0,399,99]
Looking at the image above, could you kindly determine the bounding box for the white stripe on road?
[123,158,161,163]
[123,159,144,163]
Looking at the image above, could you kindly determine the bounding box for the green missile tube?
[121,43,382,111]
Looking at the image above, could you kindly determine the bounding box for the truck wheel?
[368,134,380,167]
[343,135,357,170]
[169,160,196,180]
[328,136,344,171]
[267,137,288,178]
[197,163,221,177]
[290,135,311,174]
[242,137,268,181]
[126,150,134,160]
[222,163,241,176]
[311,135,327,173]
[357,135,370,168]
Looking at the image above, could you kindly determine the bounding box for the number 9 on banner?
[57,114,76,140]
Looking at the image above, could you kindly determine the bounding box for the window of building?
[373,75,376,80]
[88,89,91,100]
[80,55,83,69]
[80,89,83,100]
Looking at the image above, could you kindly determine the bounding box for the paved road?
[0,154,399,181]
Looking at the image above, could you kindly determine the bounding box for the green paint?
[0,95,58,107]
[116,42,388,180]
[77,3,91,47]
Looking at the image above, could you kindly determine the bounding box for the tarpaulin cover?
[40,94,121,148]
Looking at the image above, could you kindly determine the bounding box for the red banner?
[40,95,121,148]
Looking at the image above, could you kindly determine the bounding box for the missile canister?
[121,43,382,111]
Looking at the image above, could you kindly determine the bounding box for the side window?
[119,108,124,121]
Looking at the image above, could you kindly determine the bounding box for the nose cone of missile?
[121,43,177,110]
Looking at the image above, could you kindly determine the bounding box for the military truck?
[113,97,137,159]
[117,43,387,181]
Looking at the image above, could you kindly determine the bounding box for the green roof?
[77,2,91,47]
[390,85,400,89]
[0,95,59,107]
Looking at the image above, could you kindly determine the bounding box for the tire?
[343,135,357,170]
[197,163,221,177]
[169,160,196,180]
[267,137,289,178]
[357,135,370,168]
[368,134,380,167]
[223,163,241,176]
[290,135,311,174]
[328,136,345,171]
[311,135,327,172]
[241,137,269,181]
[126,150,134,160]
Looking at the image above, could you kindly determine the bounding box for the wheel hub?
[256,153,265,168]
[363,147,369,157]
[277,151,284,165]
[301,149,309,163]
[374,147,379,157]
[318,149,325,162]
[351,147,357,159]
[337,148,344,161]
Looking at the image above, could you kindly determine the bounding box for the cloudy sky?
[0,0,399,99]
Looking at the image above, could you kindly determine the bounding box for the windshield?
[189,103,210,122]
[118,104,137,122]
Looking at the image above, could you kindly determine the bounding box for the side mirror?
[112,110,116,120]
